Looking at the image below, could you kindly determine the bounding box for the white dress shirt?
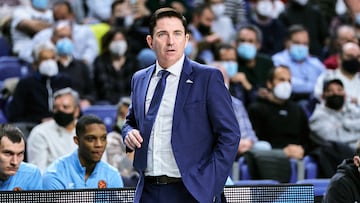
[144,55,185,177]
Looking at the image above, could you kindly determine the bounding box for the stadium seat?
[81,105,117,132]
[233,179,280,186]
[0,56,31,81]
[296,178,330,197]
[304,155,318,179]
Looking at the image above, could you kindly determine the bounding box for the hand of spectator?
[231,72,252,90]
[257,87,271,99]
[80,99,91,109]
[124,129,143,151]
[283,144,304,159]
[170,2,187,14]
[350,97,358,105]
[238,139,254,154]
[205,34,222,44]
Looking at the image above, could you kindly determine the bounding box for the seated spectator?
[230,24,274,107]
[248,66,313,160]
[323,25,358,70]
[212,43,272,158]
[7,41,71,136]
[323,140,360,202]
[27,88,80,173]
[51,21,95,109]
[26,1,98,65]
[314,42,360,107]
[0,124,42,191]
[11,0,53,59]
[310,79,360,150]
[93,28,138,104]
[106,97,138,187]
[272,25,325,107]
[42,114,123,189]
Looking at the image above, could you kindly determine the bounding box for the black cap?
[323,79,344,92]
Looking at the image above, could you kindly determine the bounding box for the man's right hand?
[124,129,143,150]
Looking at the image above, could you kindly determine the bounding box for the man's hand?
[124,129,143,150]
[238,139,254,155]
[283,144,304,159]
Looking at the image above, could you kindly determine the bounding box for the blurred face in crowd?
[0,136,24,181]
[268,67,291,89]
[53,3,74,21]
[341,42,360,74]
[74,123,107,165]
[147,16,189,68]
[323,82,345,111]
[337,26,358,50]
[53,93,79,127]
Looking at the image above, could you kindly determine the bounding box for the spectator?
[51,21,95,109]
[7,41,71,136]
[272,25,325,106]
[323,25,358,70]
[323,140,360,202]
[84,0,114,24]
[187,3,221,64]
[0,124,42,191]
[106,97,138,187]
[93,28,138,104]
[314,42,360,107]
[11,0,53,59]
[278,0,329,58]
[42,114,123,189]
[248,66,313,160]
[28,1,98,65]
[248,0,287,56]
[230,24,274,107]
[27,88,80,173]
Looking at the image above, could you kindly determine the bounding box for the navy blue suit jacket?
[123,57,240,203]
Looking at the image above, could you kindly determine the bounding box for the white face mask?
[39,59,58,77]
[256,0,274,18]
[335,0,347,16]
[211,3,226,18]
[109,40,128,56]
[273,81,292,100]
[293,0,308,6]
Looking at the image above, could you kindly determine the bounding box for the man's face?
[146,17,189,68]
[199,8,215,28]
[53,4,73,21]
[37,49,56,67]
[53,25,72,43]
[75,124,107,164]
[237,28,259,47]
[268,67,291,89]
[0,137,25,180]
[323,83,345,98]
[219,48,237,61]
[342,43,360,61]
[337,29,358,49]
[53,94,78,117]
[288,31,309,48]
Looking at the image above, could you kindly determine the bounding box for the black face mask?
[197,23,211,36]
[342,58,360,74]
[53,111,74,127]
[115,17,125,27]
[326,95,345,110]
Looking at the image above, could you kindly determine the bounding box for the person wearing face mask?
[310,79,360,151]
[315,42,360,107]
[93,28,139,104]
[27,88,80,173]
[51,22,95,109]
[248,0,286,56]
[323,141,360,203]
[248,66,314,160]
[230,25,274,107]
[11,0,53,61]
[273,25,325,111]
[277,0,329,58]
[106,97,139,187]
[7,41,71,138]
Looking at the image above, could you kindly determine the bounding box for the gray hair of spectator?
[32,41,57,62]
[76,115,105,137]
[117,96,131,109]
[335,25,356,39]
[53,87,80,108]
[286,24,308,40]
[237,24,263,43]
[0,124,25,144]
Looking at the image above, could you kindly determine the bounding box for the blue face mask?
[184,42,193,56]
[237,43,257,60]
[32,0,48,10]
[289,44,308,62]
[222,61,238,78]
[56,38,74,56]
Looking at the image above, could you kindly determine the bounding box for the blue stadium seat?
[0,56,31,81]
[304,155,318,179]
[81,105,117,132]
[296,178,330,196]
[0,37,11,57]
[233,179,280,186]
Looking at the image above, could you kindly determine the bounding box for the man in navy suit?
[123,7,240,203]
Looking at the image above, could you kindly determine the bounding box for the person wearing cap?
[310,79,360,150]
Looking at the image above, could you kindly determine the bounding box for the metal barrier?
[0,184,314,203]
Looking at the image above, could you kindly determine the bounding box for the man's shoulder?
[29,120,57,136]
[17,162,41,175]
[97,160,120,174]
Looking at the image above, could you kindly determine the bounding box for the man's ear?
[353,156,360,167]
[146,35,153,49]
[73,136,79,146]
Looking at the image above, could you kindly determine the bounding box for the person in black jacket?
[323,141,360,203]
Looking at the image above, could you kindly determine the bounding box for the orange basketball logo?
[13,187,21,191]
[98,180,107,189]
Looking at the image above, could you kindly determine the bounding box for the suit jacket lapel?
[139,65,156,121]
[173,58,193,130]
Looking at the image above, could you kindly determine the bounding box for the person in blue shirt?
[42,115,124,189]
[0,124,42,191]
